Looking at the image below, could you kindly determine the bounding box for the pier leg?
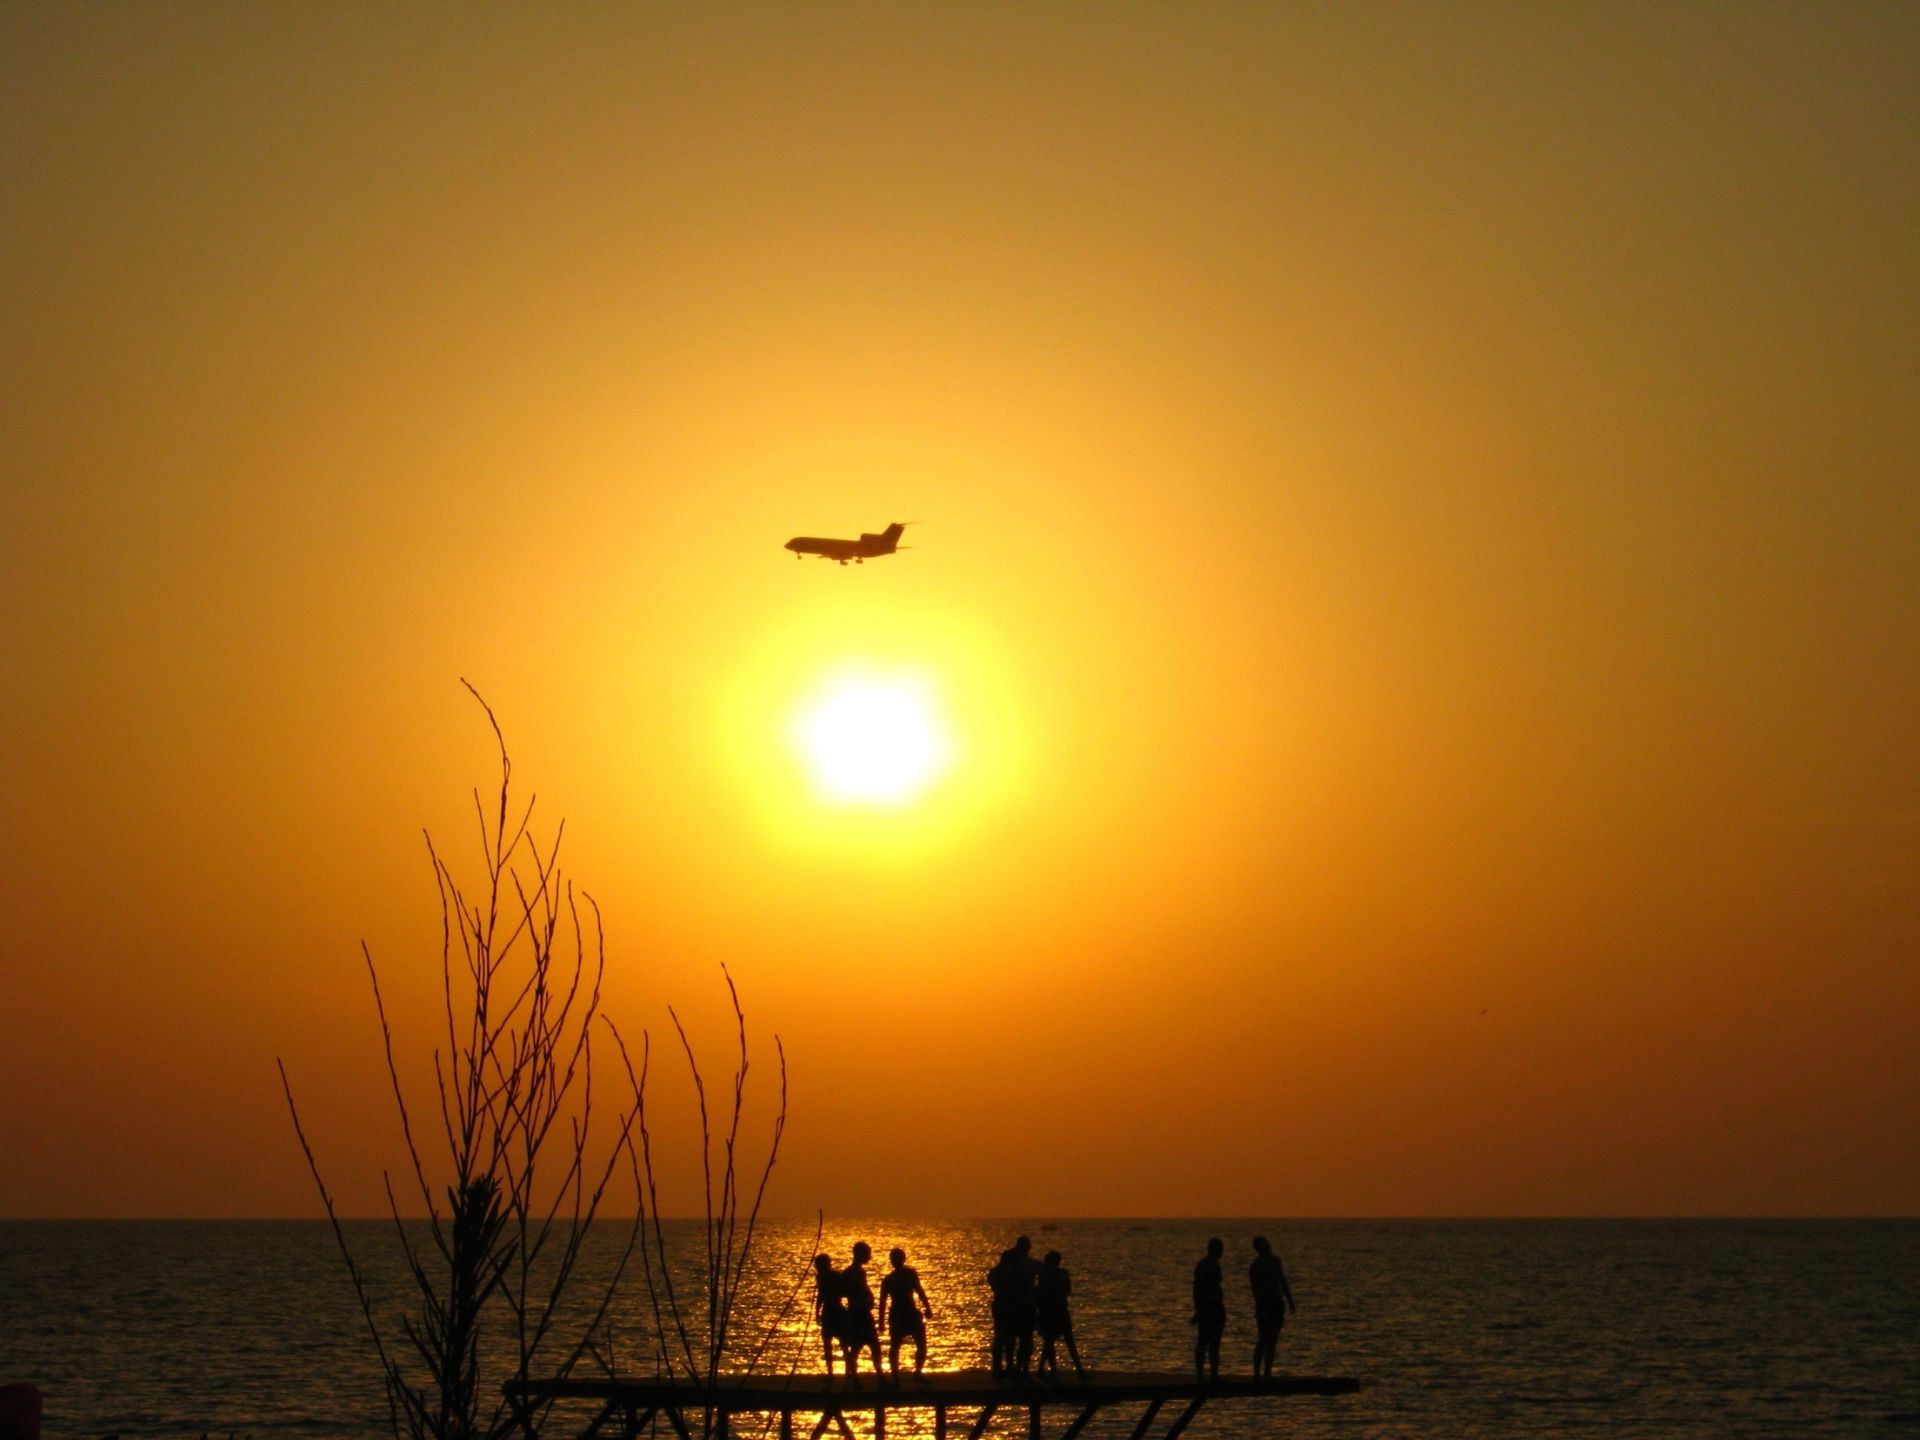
[781,1411,794,1440]
[1125,1399,1163,1440]
[1028,1405,1041,1440]
[935,1405,946,1440]
[1058,1405,1101,1440]
[1161,1399,1207,1440]
[810,1413,836,1440]
[662,1407,696,1440]
[876,1404,887,1440]
[605,1403,657,1439]
[966,1404,999,1440]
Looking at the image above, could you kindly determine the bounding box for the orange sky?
[2,4,1915,1219]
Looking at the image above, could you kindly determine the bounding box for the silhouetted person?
[813,1253,846,1375]
[1248,1236,1296,1377]
[879,1246,934,1377]
[986,1244,1017,1375]
[987,1235,1040,1376]
[1011,1237,1042,1373]
[1035,1250,1085,1382]
[840,1242,883,1380]
[1191,1237,1226,1382]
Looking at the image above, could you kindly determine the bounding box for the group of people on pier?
[809,1235,1295,1384]
[985,1236,1083,1380]
[812,1244,935,1381]
[1191,1235,1296,1381]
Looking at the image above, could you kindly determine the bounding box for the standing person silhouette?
[998,1244,1044,1374]
[1248,1236,1296,1377]
[840,1242,884,1381]
[812,1253,845,1375]
[986,1243,1017,1375]
[1012,1237,1042,1373]
[1191,1237,1226,1383]
[1035,1250,1085,1382]
[879,1247,934,1377]
[987,1235,1040,1376]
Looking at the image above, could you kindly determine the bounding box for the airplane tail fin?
[854,521,915,554]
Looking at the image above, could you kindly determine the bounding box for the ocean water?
[2,1219,1916,1438]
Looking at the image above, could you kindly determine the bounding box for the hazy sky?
[3,4,1915,1219]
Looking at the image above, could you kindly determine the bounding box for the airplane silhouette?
[784,522,911,565]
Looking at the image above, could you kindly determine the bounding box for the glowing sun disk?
[793,674,950,806]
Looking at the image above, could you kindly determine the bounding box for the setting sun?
[709,596,1032,867]
[791,668,952,807]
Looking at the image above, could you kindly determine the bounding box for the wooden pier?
[505,1371,1362,1440]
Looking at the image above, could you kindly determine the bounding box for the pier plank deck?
[507,1371,1361,1440]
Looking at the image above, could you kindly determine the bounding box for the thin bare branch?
[288,685,791,1440]
[278,1059,404,1437]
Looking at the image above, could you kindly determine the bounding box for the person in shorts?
[838,1242,884,1380]
[812,1254,846,1375]
[879,1246,934,1377]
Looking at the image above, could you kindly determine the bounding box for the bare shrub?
[280,684,798,1440]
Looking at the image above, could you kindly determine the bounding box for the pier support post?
[1058,1404,1100,1440]
[1161,1398,1207,1440]
[1125,1399,1163,1440]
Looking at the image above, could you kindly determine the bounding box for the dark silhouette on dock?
[1248,1236,1296,1377]
[879,1246,934,1376]
[509,1230,1360,1437]
[812,1254,844,1375]
[1036,1249,1085,1382]
[987,1235,1041,1375]
[839,1242,883,1380]
[1190,1238,1226,1382]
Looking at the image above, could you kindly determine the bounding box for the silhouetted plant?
[279,684,797,1440]
[605,974,803,1399]
[280,684,641,1440]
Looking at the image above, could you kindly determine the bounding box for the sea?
[2,1219,1916,1439]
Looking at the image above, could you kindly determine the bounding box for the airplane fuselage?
[784,522,907,564]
